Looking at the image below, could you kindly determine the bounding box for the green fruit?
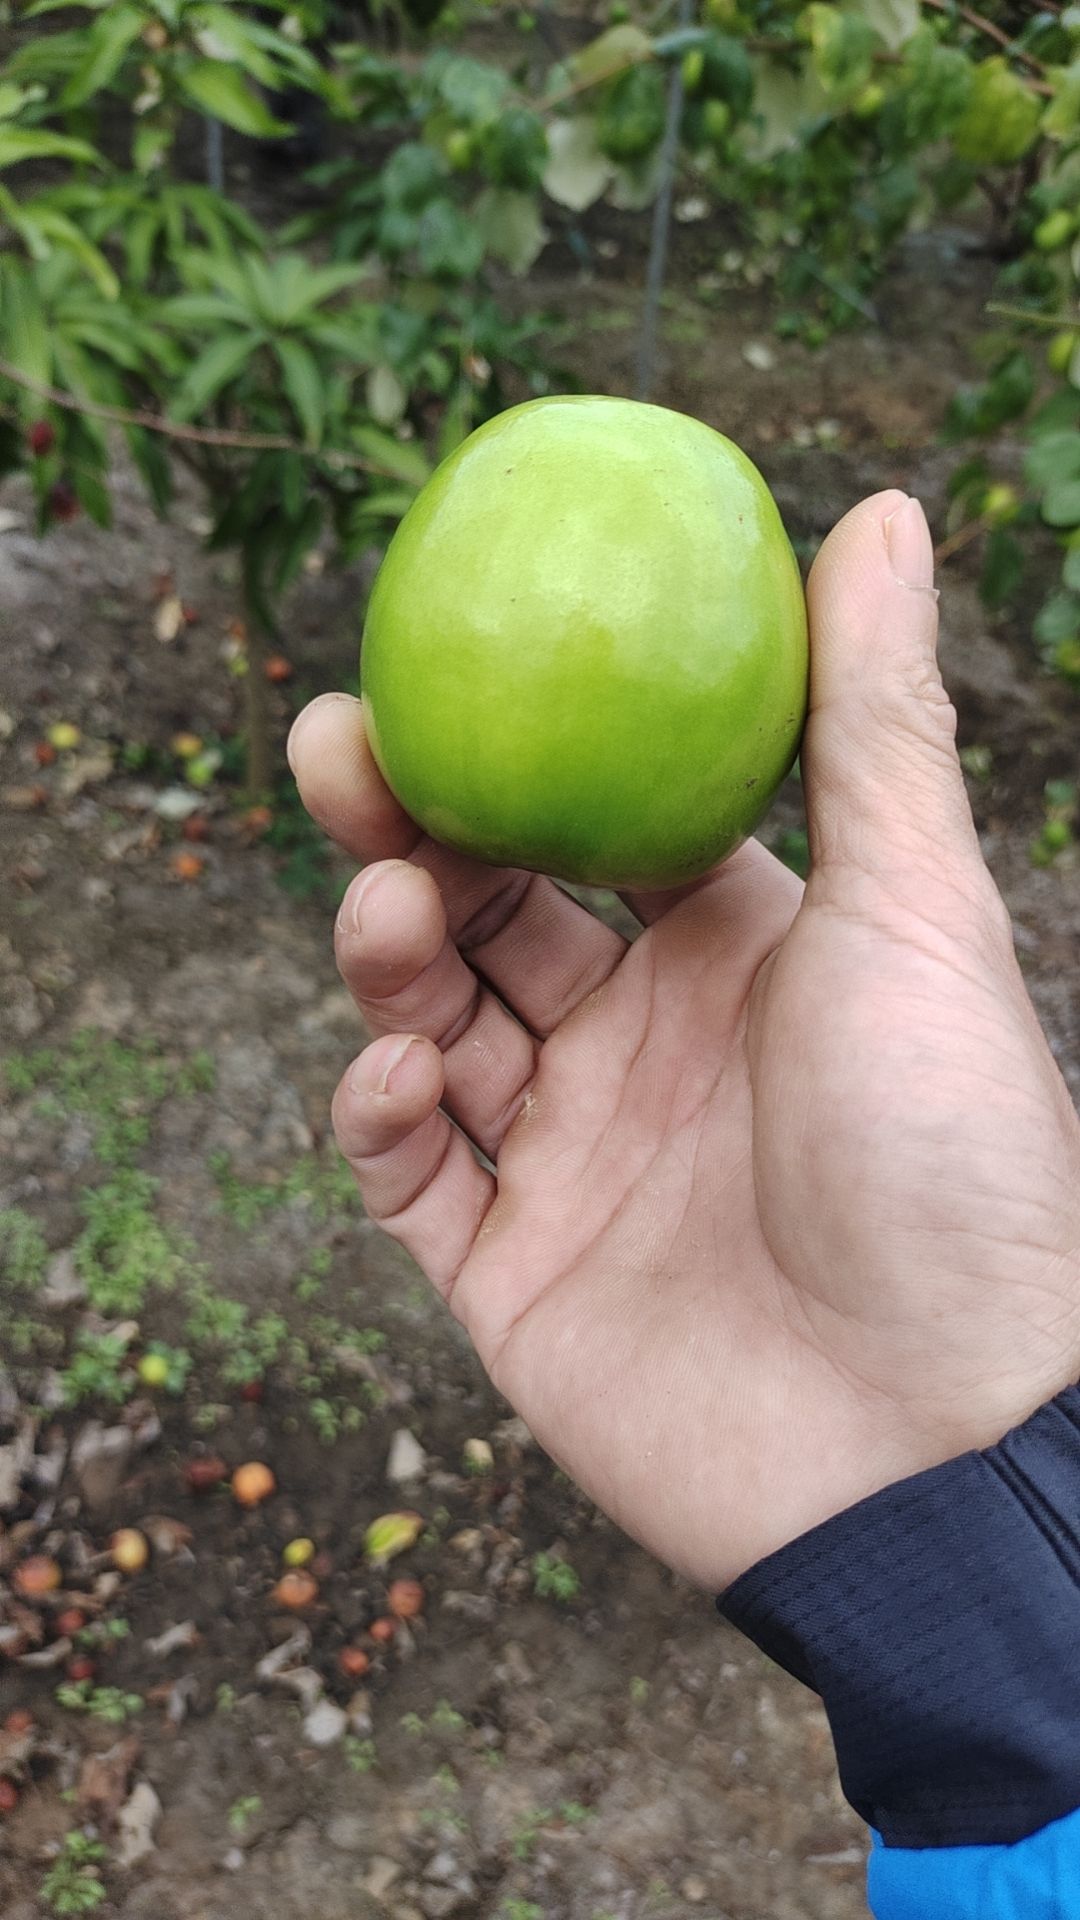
[703,97,731,144]
[360,396,808,889]
[138,1353,170,1389]
[699,33,753,116]
[1034,209,1076,253]
[445,128,474,170]
[851,81,885,120]
[1048,330,1078,376]
[596,63,667,163]
[982,482,1020,526]
[681,48,705,94]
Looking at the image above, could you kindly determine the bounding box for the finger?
[291,692,628,1032]
[623,836,802,930]
[803,490,1008,940]
[332,1033,493,1301]
[336,859,537,1158]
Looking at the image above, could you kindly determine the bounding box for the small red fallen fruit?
[368,1616,396,1645]
[337,1646,370,1680]
[239,1379,264,1404]
[232,1461,276,1508]
[13,1557,62,1599]
[55,1609,87,1639]
[27,419,55,458]
[387,1578,424,1621]
[33,741,57,767]
[184,1455,229,1493]
[240,805,273,838]
[181,815,210,844]
[272,1572,318,1611]
[46,480,79,523]
[170,850,204,882]
[264,654,293,683]
[0,1779,19,1814]
[3,1709,33,1736]
[65,1655,96,1684]
[111,1529,149,1575]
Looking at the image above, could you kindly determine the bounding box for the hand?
[289,491,1080,1591]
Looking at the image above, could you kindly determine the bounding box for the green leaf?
[170,329,262,421]
[133,119,171,175]
[980,527,1023,609]
[179,60,291,138]
[73,463,112,528]
[188,7,282,88]
[61,5,144,108]
[542,117,613,211]
[856,0,919,52]
[275,335,323,447]
[565,25,652,92]
[0,261,52,395]
[953,57,1041,166]
[474,186,547,274]
[416,199,485,279]
[1063,543,1080,593]
[31,208,120,299]
[273,496,324,593]
[350,425,431,486]
[802,4,880,100]
[1024,430,1080,490]
[1042,480,1080,527]
[0,128,100,170]
[1034,588,1080,642]
[366,363,407,427]
[126,425,172,515]
[432,53,509,126]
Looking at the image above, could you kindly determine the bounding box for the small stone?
[222,1847,245,1873]
[116,1782,162,1869]
[441,1592,494,1624]
[419,1888,470,1919]
[680,1874,708,1903]
[386,1428,426,1486]
[303,1698,347,1748]
[326,1813,367,1854]
[42,1249,85,1310]
[423,1852,459,1884]
[363,1855,404,1898]
[742,340,776,372]
[71,1421,134,1514]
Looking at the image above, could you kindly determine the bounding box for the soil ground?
[2,170,1079,1920]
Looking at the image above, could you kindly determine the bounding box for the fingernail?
[285,711,308,775]
[337,862,382,938]
[375,1034,417,1095]
[885,496,936,593]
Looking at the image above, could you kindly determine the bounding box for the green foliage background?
[2,0,1080,767]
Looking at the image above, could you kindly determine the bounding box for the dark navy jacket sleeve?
[718,1385,1080,1918]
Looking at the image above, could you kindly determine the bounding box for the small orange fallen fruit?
[111,1529,149,1575]
[387,1578,424,1621]
[272,1572,318,1611]
[338,1646,371,1679]
[13,1556,62,1598]
[232,1462,276,1508]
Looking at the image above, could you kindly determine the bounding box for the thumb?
[803,489,991,923]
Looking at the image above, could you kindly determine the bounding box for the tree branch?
[920,0,1052,91]
[0,357,386,475]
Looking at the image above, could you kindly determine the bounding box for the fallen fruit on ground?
[272,1571,319,1610]
[184,1454,229,1493]
[137,1353,170,1389]
[111,1529,149,1575]
[363,1511,424,1567]
[232,1461,276,1508]
[387,1578,424,1620]
[0,1780,19,1813]
[13,1556,62,1598]
[361,395,808,889]
[338,1646,371,1679]
[368,1616,396,1644]
[3,1710,34,1736]
[55,1609,87,1638]
[65,1655,96,1684]
[282,1538,315,1568]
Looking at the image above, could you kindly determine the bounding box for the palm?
[293,491,1080,1590]
[455,845,1078,1586]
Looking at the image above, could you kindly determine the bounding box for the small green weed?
[1031,779,1078,866]
[7,1032,203,1168]
[75,1170,188,1315]
[501,1902,542,1920]
[533,1550,581,1604]
[40,1832,107,1915]
[60,1330,134,1408]
[0,1207,47,1291]
[344,1736,377,1773]
[227,1795,262,1838]
[55,1681,143,1723]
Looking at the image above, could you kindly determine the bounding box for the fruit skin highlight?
[360,395,808,890]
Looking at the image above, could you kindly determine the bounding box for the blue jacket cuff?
[718,1384,1080,1847]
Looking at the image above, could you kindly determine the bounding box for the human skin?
[288,491,1080,1592]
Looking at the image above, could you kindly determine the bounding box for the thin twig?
[987,300,1077,328]
[934,515,988,565]
[0,357,383,473]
